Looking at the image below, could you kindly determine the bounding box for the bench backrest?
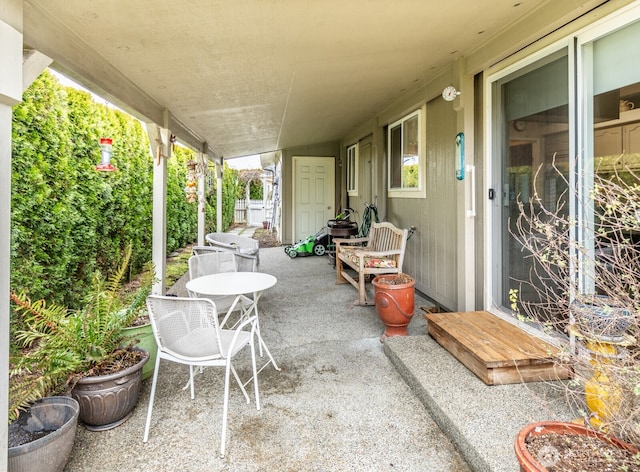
[368,222,408,270]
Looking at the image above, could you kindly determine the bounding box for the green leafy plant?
[8,244,152,422]
[11,70,206,309]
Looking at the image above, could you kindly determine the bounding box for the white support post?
[216,162,223,232]
[455,58,477,312]
[262,173,268,225]
[1,3,24,469]
[146,123,171,295]
[197,151,206,247]
[0,104,14,472]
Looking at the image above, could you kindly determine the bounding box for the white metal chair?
[188,252,252,320]
[143,295,260,458]
[192,245,257,273]
[205,232,260,272]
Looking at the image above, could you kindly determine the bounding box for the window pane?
[347,147,354,191]
[402,115,419,188]
[589,20,640,298]
[390,125,402,188]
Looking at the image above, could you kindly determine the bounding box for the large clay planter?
[515,421,638,471]
[72,347,148,431]
[8,396,79,472]
[122,322,157,380]
[372,273,415,341]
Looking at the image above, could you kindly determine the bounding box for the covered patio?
[61,246,569,471]
[5,2,630,469]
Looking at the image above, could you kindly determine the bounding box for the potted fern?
[10,244,149,432]
[120,262,157,380]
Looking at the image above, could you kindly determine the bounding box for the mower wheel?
[313,244,326,256]
[288,249,298,258]
[284,245,292,255]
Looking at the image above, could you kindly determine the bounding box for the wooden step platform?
[425,311,571,385]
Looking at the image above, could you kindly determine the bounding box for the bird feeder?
[96,137,116,171]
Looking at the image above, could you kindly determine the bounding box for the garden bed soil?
[81,348,146,378]
[9,417,53,448]
[526,432,640,471]
[376,273,413,285]
[253,228,280,248]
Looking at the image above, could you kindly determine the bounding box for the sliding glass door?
[492,51,570,316]
[489,9,640,327]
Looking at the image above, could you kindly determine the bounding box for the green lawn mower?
[284,209,354,258]
[284,227,330,258]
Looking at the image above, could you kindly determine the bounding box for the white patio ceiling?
[23,0,599,159]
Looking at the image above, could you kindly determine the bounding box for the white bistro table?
[185,272,280,373]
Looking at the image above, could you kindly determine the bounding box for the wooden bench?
[335,221,408,306]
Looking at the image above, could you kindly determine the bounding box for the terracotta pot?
[72,348,148,431]
[372,273,415,341]
[514,421,638,471]
[8,396,79,472]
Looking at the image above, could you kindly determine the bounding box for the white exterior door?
[293,156,335,242]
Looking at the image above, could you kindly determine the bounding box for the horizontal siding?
[389,96,458,310]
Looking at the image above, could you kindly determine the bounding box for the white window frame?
[387,107,426,198]
[346,143,359,197]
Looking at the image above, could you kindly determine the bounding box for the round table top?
[186,271,277,296]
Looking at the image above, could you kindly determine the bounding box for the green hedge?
[11,70,236,309]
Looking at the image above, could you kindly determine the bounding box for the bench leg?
[336,256,347,284]
[357,272,375,306]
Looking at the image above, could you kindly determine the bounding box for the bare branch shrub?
[510,160,640,446]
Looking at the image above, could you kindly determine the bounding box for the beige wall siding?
[334,0,639,313]
[392,96,458,310]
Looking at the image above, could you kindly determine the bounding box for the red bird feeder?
[96,137,116,171]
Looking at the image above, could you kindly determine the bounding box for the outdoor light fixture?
[96,137,116,171]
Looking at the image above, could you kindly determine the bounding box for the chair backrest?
[205,232,260,272]
[188,252,238,280]
[192,246,221,256]
[205,232,259,251]
[146,295,223,360]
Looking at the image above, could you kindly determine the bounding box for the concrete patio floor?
[63,245,571,472]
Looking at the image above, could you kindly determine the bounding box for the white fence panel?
[235,199,273,225]
[234,199,247,223]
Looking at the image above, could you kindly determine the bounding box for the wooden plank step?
[425,311,571,385]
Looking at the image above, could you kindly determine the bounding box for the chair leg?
[230,363,251,403]
[251,295,264,358]
[220,362,232,458]
[143,355,162,442]
[189,365,195,399]
[251,332,260,411]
